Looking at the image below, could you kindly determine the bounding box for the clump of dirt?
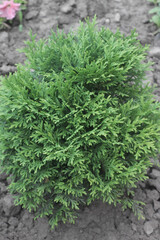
[0,0,160,239]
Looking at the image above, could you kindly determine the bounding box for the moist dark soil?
[0,0,160,239]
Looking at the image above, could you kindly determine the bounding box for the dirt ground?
[0,0,160,239]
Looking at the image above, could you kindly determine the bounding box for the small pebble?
[0,31,8,43]
[148,178,160,193]
[105,18,110,24]
[144,220,158,236]
[8,217,19,228]
[131,223,137,231]
[115,13,121,22]
[149,169,160,179]
[149,47,160,58]
[25,10,39,20]
[0,64,17,75]
[60,2,73,14]
[154,33,160,47]
[144,221,154,235]
[2,194,21,217]
[145,203,154,218]
[146,189,159,201]
[154,209,160,219]
[153,200,160,211]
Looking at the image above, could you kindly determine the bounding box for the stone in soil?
[143,220,159,236]
[115,12,121,22]
[76,0,88,19]
[60,0,76,14]
[0,64,17,75]
[149,169,160,179]
[8,216,19,228]
[58,15,72,25]
[0,31,8,43]
[117,222,133,236]
[104,231,117,240]
[146,189,160,202]
[145,203,154,219]
[131,223,137,232]
[25,10,39,20]
[21,211,34,230]
[2,194,21,217]
[154,209,160,220]
[149,47,160,58]
[34,217,50,240]
[154,33,160,47]
[28,0,39,6]
[147,178,160,193]
[153,200,160,211]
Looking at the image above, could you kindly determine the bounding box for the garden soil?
[0,0,160,239]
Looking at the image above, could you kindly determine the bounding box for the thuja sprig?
[0,17,160,228]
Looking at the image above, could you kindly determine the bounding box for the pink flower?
[0,0,21,20]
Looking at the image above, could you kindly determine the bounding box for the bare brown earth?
[0,0,160,239]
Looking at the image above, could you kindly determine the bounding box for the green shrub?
[0,17,160,228]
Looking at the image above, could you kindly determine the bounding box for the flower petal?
[0,1,20,19]
[0,1,11,8]
[12,3,20,11]
[0,9,7,18]
[5,7,16,20]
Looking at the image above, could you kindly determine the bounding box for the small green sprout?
[148,0,160,33]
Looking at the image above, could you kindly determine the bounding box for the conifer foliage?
[0,17,160,228]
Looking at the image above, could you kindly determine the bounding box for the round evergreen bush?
[0,17,160,228]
